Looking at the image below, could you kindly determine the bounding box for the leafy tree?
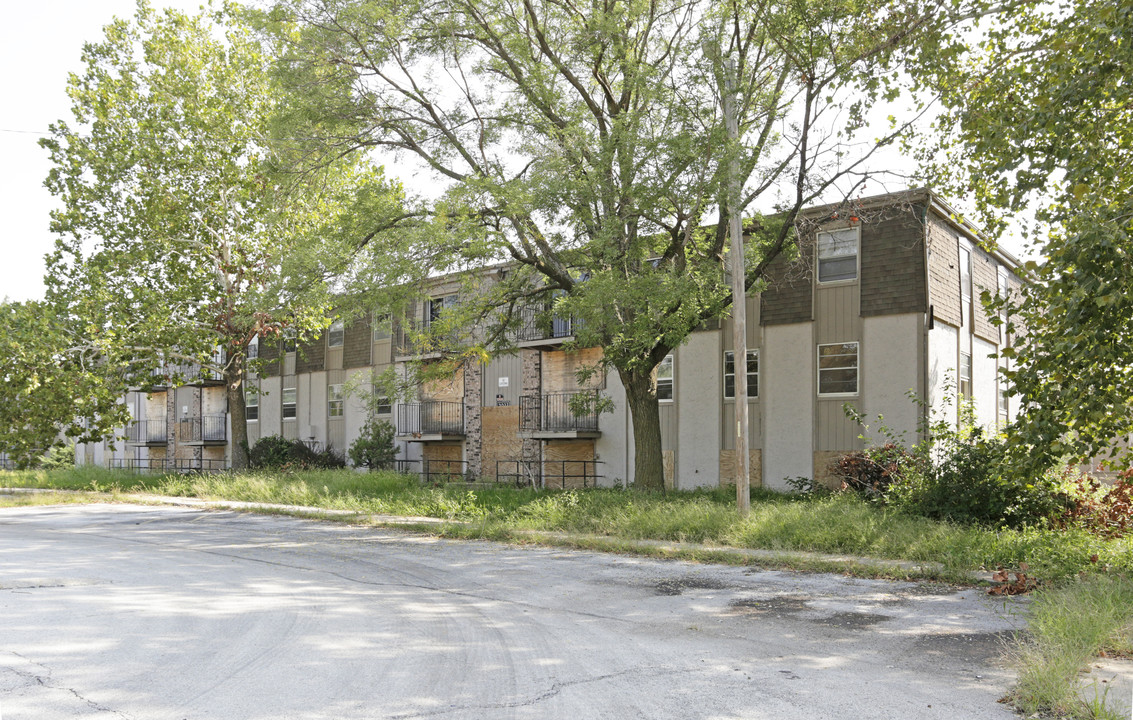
[915,0,1133,474]
[42,3,403,468]
[348,418,399,470]
[0,301,131,468]
[262,0,961,489]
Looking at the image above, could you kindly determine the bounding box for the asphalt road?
[0,504,1026,719]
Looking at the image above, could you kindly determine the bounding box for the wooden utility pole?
[723,58,750,515]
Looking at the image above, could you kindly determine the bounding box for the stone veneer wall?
[520,349,541,463]
[463,361,482,476]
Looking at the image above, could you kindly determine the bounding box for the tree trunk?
[620,367,666,492]
[226,352,250,471]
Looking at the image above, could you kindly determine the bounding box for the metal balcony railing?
[519,391,600,433]
[394,320,462,358]
[178,414,228,444]
[396,401,465,437]
[513,305,577,343]
[125,419,168,445]
[495,459,603,489]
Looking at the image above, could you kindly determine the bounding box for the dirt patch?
[811,611,889,629]
[729,596,809,616]
[652,576,733,596]
[913,632,1015,664]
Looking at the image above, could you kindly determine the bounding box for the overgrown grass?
[1014,573,1133,719]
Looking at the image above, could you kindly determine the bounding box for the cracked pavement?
[0,504,1027,719]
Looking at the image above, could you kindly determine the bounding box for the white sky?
[0,2,1030,304]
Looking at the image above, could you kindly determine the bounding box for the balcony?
[396,401,465,441]
[393,320,462,361]
[125,418,168,446]
[178,414,228,445]
[514,305,577,348]
[148,351,226,388]
[519,391,601,438]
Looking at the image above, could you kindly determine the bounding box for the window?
[656,355,674,401]
[282,387,297,419]
[817,342,859,395]
[375,396,392,415]
[959,247,972,327]
[724,350,759,398]
[817,228,858,283]
[427,294,459,325]
[283,329,297,354]
[959,352,972,399]
[328,320,344,348]
[245,389,259,421]
[247,335,259,360]
[328,384,344,418]
[998,271,1010,345]
[372,313,391,342]
[998,385,1009,427]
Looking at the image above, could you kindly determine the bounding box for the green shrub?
[39,445,76,470]
[884,434,1069,528]
[249,435,345,470]
[348,418,399,470]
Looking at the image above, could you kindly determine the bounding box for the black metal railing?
[361,459,420,474]
[396,402,465,436]
[109,458,227,473]
[495,459,603,489]
[519,391,600,433]
[421,459,472,483]
[394,320,461,357]
[126,419,168,445]
[0,454,13,470]
[178,414,228,444]
[513,305,577,343]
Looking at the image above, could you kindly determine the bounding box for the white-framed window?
[817,227,859,283]
[959,352,972,399]
[282,387,297,419]
[656,355,674,401]
[328,320,344,348]
[817,342,859,396]
[427,294,459,325]
[998,385,1009,427]
[959,247,972,327]
[247,335,259,360]
[375,396,392,415]
[724,350,758,399]
[245,388,259,421]
[328,383,344,418]
[372,313,391,342]
[997,270,1010,345]
[283,328,297,354]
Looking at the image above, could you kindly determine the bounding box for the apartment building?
[80,189,1024,489]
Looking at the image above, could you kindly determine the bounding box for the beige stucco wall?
[761,322,815,489]
[675,330,722,489]
[861,314,922,448]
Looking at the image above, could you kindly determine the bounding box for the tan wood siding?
[659,403,677,451]
[816,399,862,452]
[814,284,861,343]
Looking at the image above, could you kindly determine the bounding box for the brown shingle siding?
[860,208,926,317]
[295,334,326,374]
[926,215,962,327]
[259,338,280,377]
[760,252,812,325]
[344,313,372,369]
[971,249,1000,343]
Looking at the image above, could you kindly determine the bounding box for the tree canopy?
[42,2,404,467]
[915,0,1133,473]
[0,301,131,468]
[263,0,967,488]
